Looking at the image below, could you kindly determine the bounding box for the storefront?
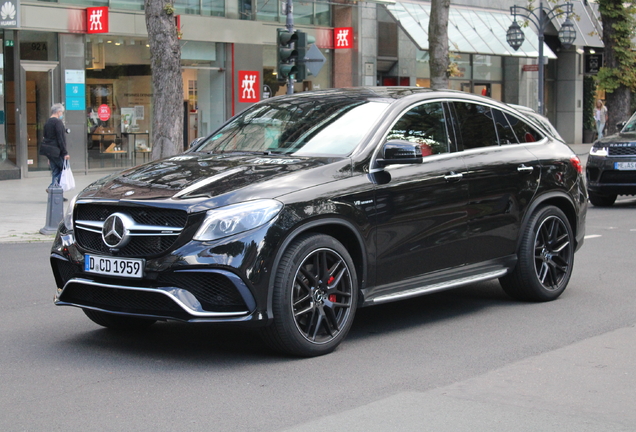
[0,1,343,180]
[84,37,226,169]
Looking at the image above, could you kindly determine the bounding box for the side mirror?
[617,121,627,131]
[376,140,423,168]
[65,128,71,134]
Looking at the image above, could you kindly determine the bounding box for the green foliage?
[596,0,636,93]
[583,76,596,131]
[163,3,175,15]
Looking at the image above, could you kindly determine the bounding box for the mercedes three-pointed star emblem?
[102,213,132,248]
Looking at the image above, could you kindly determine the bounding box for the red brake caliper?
[327,276,337,302]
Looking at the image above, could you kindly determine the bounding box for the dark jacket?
[39,117,67,159]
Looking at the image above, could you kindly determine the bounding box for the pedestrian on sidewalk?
[39,103,70,195]
[594,99,608,140]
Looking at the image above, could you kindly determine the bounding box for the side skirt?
[362,256,516,306]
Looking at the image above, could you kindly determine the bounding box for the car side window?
[386,102,450,156]
[451,102,498,149]
[504,113,545,143]
[492,108,519,145]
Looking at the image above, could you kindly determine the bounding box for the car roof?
[264,87,509,106]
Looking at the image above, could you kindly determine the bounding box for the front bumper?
[51,228,273,325]
[586,156,636,196]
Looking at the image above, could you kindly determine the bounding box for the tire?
[83,309,156,330]
[260,233,358,357]
[500,206,574,302]
[589,192,617,207]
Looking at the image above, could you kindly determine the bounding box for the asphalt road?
[1,197,635,431]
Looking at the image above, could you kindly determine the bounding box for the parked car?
[587,111,636,206]
[50,88,587,357]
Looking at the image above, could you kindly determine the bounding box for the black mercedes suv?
[50,88,587,356]
[587,111,636,206]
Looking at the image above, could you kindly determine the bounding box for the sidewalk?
[0,144,592,244]
[0,170,118,243]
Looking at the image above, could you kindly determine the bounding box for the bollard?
[40,184,64,235]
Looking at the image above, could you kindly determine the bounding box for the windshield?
[621,112,636,133]
[195,96,389,156]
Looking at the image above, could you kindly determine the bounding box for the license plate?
[615,162,636,170]
[85,254,144,278]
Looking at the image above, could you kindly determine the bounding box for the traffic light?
[295,31,316,82]
[277,28,298,81]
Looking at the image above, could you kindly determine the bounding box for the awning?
[386,2,557,59]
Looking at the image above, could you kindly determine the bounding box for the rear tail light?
[570,156,583,174]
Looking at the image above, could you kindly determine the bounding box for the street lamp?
[506,0,576,115]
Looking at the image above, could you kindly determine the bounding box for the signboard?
[238,71,260,103]
[98,104,111,121]
[334,27,353,49]
[304,44,326,77]
[86,7,109,34]
[585,53,603,75]
[65,70,85,111]
[262,85,272,99]
[0,0,19,29]
[522,64,539,72]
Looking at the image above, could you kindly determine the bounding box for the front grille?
[76,230,179,257]
[608,146,636,156]
[77,204,187,227]
[74,203,188,257]
[600,170,636,184]
[157,271,248,312]
[60,283,188,318]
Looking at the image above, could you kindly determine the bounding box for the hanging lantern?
[506,21,525,51]
[558,17,577,49]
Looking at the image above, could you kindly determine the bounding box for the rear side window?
[386,102,450,156]
[504,113,544,143]
[451,102,498,149]
[492,109,518,145]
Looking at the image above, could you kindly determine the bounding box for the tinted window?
[386,102,450,156]
[493,108,518,145]
[504,113,544,143]
[196,97,389,156]
[452,102,498,149]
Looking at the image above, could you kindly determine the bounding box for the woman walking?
[594,99,608,140]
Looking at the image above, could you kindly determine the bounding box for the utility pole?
[284,0,295,94]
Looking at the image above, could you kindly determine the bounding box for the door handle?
[444,172,463,182]
[517,164,534,173]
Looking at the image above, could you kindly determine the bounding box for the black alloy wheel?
[500,206,574,302]
[261,233,358,357]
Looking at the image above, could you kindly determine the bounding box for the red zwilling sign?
[86,7,109,34]
[238,71,260,103]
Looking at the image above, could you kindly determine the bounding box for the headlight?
[63,194,78,230]
[193,199,283,241]
[589,146,608,157]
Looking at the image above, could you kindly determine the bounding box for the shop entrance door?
[20,61,58,174]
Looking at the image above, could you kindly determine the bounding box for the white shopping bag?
[60,160,75,192]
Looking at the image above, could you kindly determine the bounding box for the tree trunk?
[428,0,450,90]
[599,0,632,135]
[605,87,630,136]
[144,0,184,160]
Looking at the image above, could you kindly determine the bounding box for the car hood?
[597,131,636,146]
[79,153,350,202]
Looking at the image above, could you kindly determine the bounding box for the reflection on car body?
[49,88,587,357]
